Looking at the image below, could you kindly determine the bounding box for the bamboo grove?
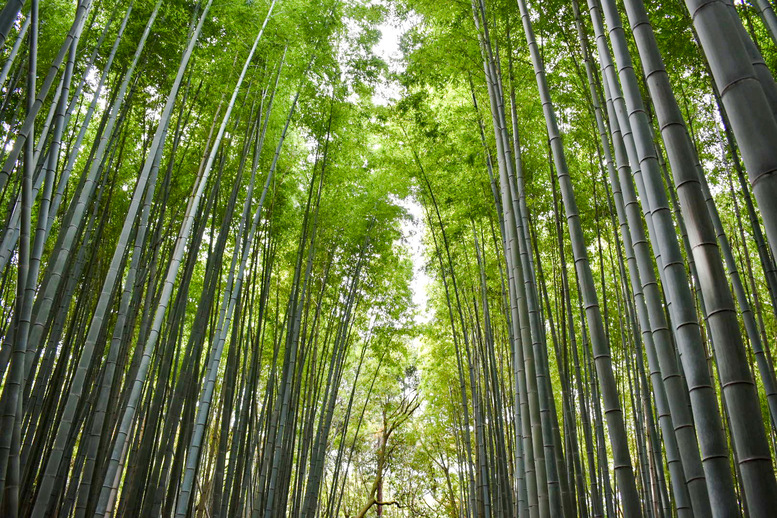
[1,0,777,516]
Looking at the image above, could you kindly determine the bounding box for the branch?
[355,497,404,518]
[376,500,403,509]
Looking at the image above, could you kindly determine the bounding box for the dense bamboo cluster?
[0,0,422,516]
[3,0,777,516]
[405,0,777,515]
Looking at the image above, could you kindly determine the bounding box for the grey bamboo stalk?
[0,15,29,93]
[568,1,693,513]
[753,0,777,47]
[709,80,777,321]
[0,2,35,511]
[264,168,322,518]
[301,241,368,517]
[174,201,247,517]
[3,26,79,497]
[698,168,777,429]
[553,175,603,518]
[498,21,568,516]
[482,65,543,518]
[684,0,777,267]
[722,0,777,121]
[23,0,157,378]
[99,143,209,516]
[90,6,291,515]
[725,165,775,367]
[0,0,25,51]
[149,54,283,514]
[258,67,320,511]
[515,0,642,514]
[612,0,777,512]
[601,76,699,516]
[21,0,87,379]
[471,86,531,517]
[46,1,134,234]
[29,3,210,515]
[173,5,277,514]
[471,6,551,513]
[590,0,736,513]
[73,143,160,518]
[72,10,160,508]
[0,0,92,196]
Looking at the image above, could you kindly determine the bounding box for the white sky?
[371,5,417,106]
[370,10,436,509]
[396,196,432,325]
[372,8,433,326]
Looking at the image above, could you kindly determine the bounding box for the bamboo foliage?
[1,0,777,516]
